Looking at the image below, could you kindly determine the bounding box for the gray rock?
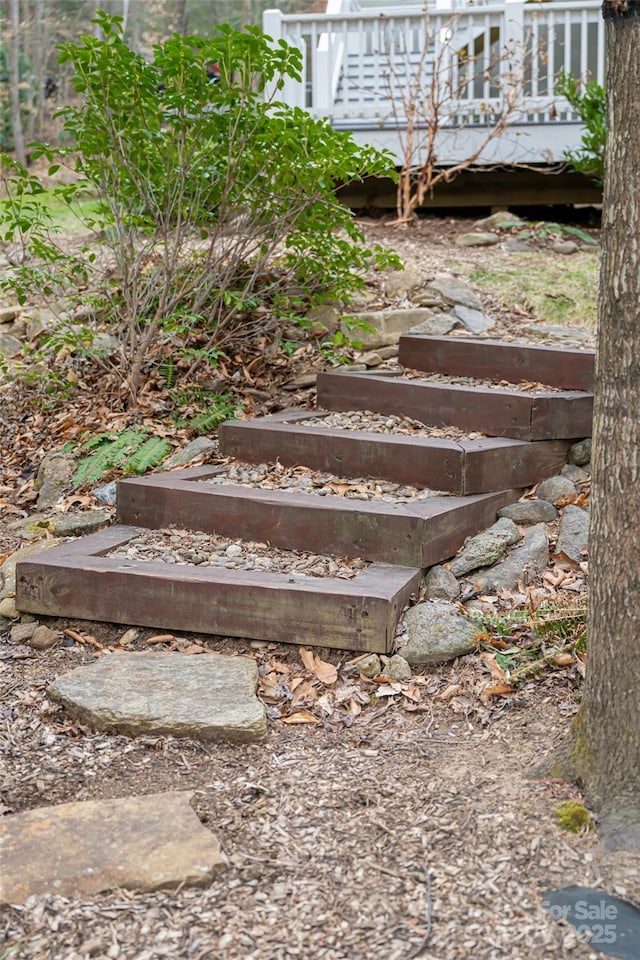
[305,304,340,335]
[455,232,499,248]
[474,524,549,593]
[384,654,412,681]
[551,240,579,255]
[10,622,37,644]
[0,596,19,619]
[555,504,589,561]
[450,518,522,577]
[405,313,457,337]
[412,292,448,309]
[284,372,318,389]
[35,451,76,509]
[498,500,558,523]
[356,653,382,678]
[503,237,533,252]
[351,308,444,349]
[163,437,216,469]
[522,323,593,344]
[359,350,385,367]
[401,601,478,666]
[568,438,592,467]
[0,305,19,323]
[475,210,523,230]
[0,791,224,904]
[536,474,576,506]
[51,510,111,538]
[424,565,460,601]
[383,265,424,300]
[29,625,59,650]
[0,331,22,357]
[47,652,267,743]
[428,277,483,310]
[91,481,117,505]
[22,306,59,339]
[1,539,64,599]
[562,463,590,484]
[90,331,121,357]
[452,304,495,335]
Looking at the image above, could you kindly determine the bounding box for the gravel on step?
[383,366,570,394]
[201,461,450,503]
[107,528,368,579]
[294,410,486,441]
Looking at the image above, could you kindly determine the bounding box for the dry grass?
[466,252,599,331]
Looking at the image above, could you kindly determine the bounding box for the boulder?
[35,451,76,509]
[163,437,217,468]
[455,232,500,247]
[424,565,460,601]
[400,601,478,666]
[450,518,521,577]
[568,438,592,467]
[0,791,225,904]
[47,651,267,743]
[498,500,558,524]
[536,474,576,506]
[474,524,549,593]
[452,304,495,335]
[555,504,589,561]
[428,277,483,310]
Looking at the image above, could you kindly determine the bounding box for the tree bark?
[572,0,640,849]
[8,0,28,166]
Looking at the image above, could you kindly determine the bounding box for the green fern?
[126,436,172,475]
[73,428,171,488]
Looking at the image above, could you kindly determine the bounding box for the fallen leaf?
[480,652,508,682]
[313,654,338,686]
[299,647,315,672]
[554,653,574,666]
[373,683,402,698]
[482,682,514,699]
[281,710,319,725]
[551,551,583,571]
[145,634,175,645]
[436,682,463,701]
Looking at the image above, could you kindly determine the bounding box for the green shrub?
[2,12,398,407]
[556,71,605,183]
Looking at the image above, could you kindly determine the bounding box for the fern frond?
[126,436,172,475]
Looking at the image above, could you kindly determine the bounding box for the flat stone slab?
[47,652,267,742]
[0,791,224,904]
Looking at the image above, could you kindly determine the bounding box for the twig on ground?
[408,865,433,959]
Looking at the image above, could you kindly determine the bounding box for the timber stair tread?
[315,369,593,441]
[15,525,420,654]
[16,336,593,653]
[218,410,571,495]
[115,466,520,567]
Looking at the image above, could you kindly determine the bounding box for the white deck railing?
[263,0,604,165]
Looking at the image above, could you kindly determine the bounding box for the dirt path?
[4,213,637,960]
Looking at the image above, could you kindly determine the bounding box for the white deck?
[263,0,604,167]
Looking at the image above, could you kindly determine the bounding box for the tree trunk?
[9,0,28,166]
[573,0,640,850]
[174,0,188,35]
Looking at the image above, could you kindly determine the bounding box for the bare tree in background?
[385,9,525,224]
[8,0,27,165]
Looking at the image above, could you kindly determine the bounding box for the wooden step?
[398,335,595,392]
[316,369,593,440]
[117,466,520,567]
[15,527,420,654]
[218,410,570,495]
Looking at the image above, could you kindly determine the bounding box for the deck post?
[263,7,306,109]
[503,0,526,118]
